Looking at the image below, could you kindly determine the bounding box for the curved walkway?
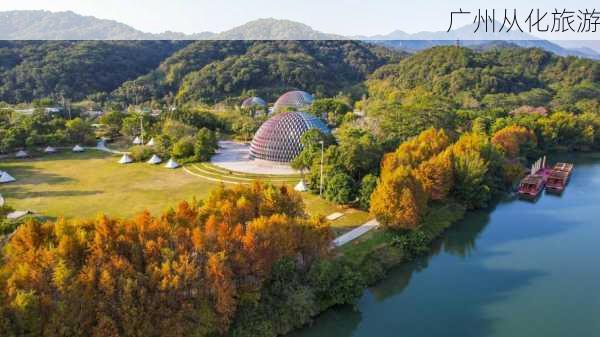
[183,166,251,185]
[183,164,298,185]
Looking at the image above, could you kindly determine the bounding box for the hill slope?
[212,18,344,40]
[114,40,402,104]
[0,41,188,102]
[368,46,600,110]
[0,10,214,40]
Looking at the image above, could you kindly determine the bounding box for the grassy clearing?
[0,151,370,233]
[0,151,215,219]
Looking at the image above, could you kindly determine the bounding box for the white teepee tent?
[0,171,16,183]
[72,145,84,152]
[294,180,308,192]
[118,154,133,164]
[147,154,162,165]
[164,158,180,169]
[132,136,142,145]
[146,138,155,146]
[44,146,57,153]
[15,150,28,158]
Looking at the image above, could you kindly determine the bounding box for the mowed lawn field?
[0,151,370,233]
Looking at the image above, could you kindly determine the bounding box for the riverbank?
[289,152,600,337]
[250,201,468,337]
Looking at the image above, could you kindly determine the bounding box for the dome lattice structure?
[273,91,313,113]
[250,111,329,163]
[241,96,267,108]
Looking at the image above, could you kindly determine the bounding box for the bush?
[392,230,429,259]
[358,174,378,210]
[172,137,195,159]
[0,204,16,235]
[324,172,355,204]
[129,145,153,161]
[194,128,218,162]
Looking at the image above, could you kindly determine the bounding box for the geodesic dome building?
[273,91,313,113]
[250,111,329,163]
[241,96,267,109]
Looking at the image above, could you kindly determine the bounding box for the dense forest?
[0,41,188,103]
[0,40,400,105]
[115,40,400,104]
[364,46,600,149]
[368,46,599,113]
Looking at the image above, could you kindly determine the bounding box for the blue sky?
[0,0,597,36]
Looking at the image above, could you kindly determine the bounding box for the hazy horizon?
[1,0,599,39]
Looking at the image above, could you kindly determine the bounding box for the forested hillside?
[369,46,599,109]
[0,41,188,103]
[115,40,401,104]
[365,46,600,148]
[0,40,399,105]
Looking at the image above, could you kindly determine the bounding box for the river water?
[292,153,600,337]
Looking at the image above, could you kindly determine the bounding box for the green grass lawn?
[0,151,215,219]
[0,151,370,233]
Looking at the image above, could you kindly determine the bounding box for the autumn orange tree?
[370,128,508,228]
[384,128,452,172]
[491,125,537,186]
[370,165,427,229]
[370,128,452,229]
[0,182,332,337]
[492,125,537,159]
[414,149,454,201]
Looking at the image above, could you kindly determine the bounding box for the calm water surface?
[292,153,600,337]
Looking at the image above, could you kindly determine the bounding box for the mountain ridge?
[0,10,598,59]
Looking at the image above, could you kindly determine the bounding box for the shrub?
[171,137,195,159]
[358,174,378,210]
[129,145,153,161]
[324,172,355,204]
[392,230,429,259]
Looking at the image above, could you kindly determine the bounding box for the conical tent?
[118,154,133,164]
[72,145,84,152]
[132,136,142,145]
[15,150,28,158]
[0,171,16,183]
[164,158,180,169]
[294,180,308,192]
[44,146,56,153]
[147,154,162,164]
[146,138,155,146]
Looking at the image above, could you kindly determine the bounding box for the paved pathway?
[211,141,299,175]
[332,219,380,247]
[94,141,130,154]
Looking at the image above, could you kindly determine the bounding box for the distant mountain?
[0,11,339,40]
[357,23,600,59]
[1,10,598,60]
[0,10,213,40]
[211,18,344,40]
[0,10,148,39]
